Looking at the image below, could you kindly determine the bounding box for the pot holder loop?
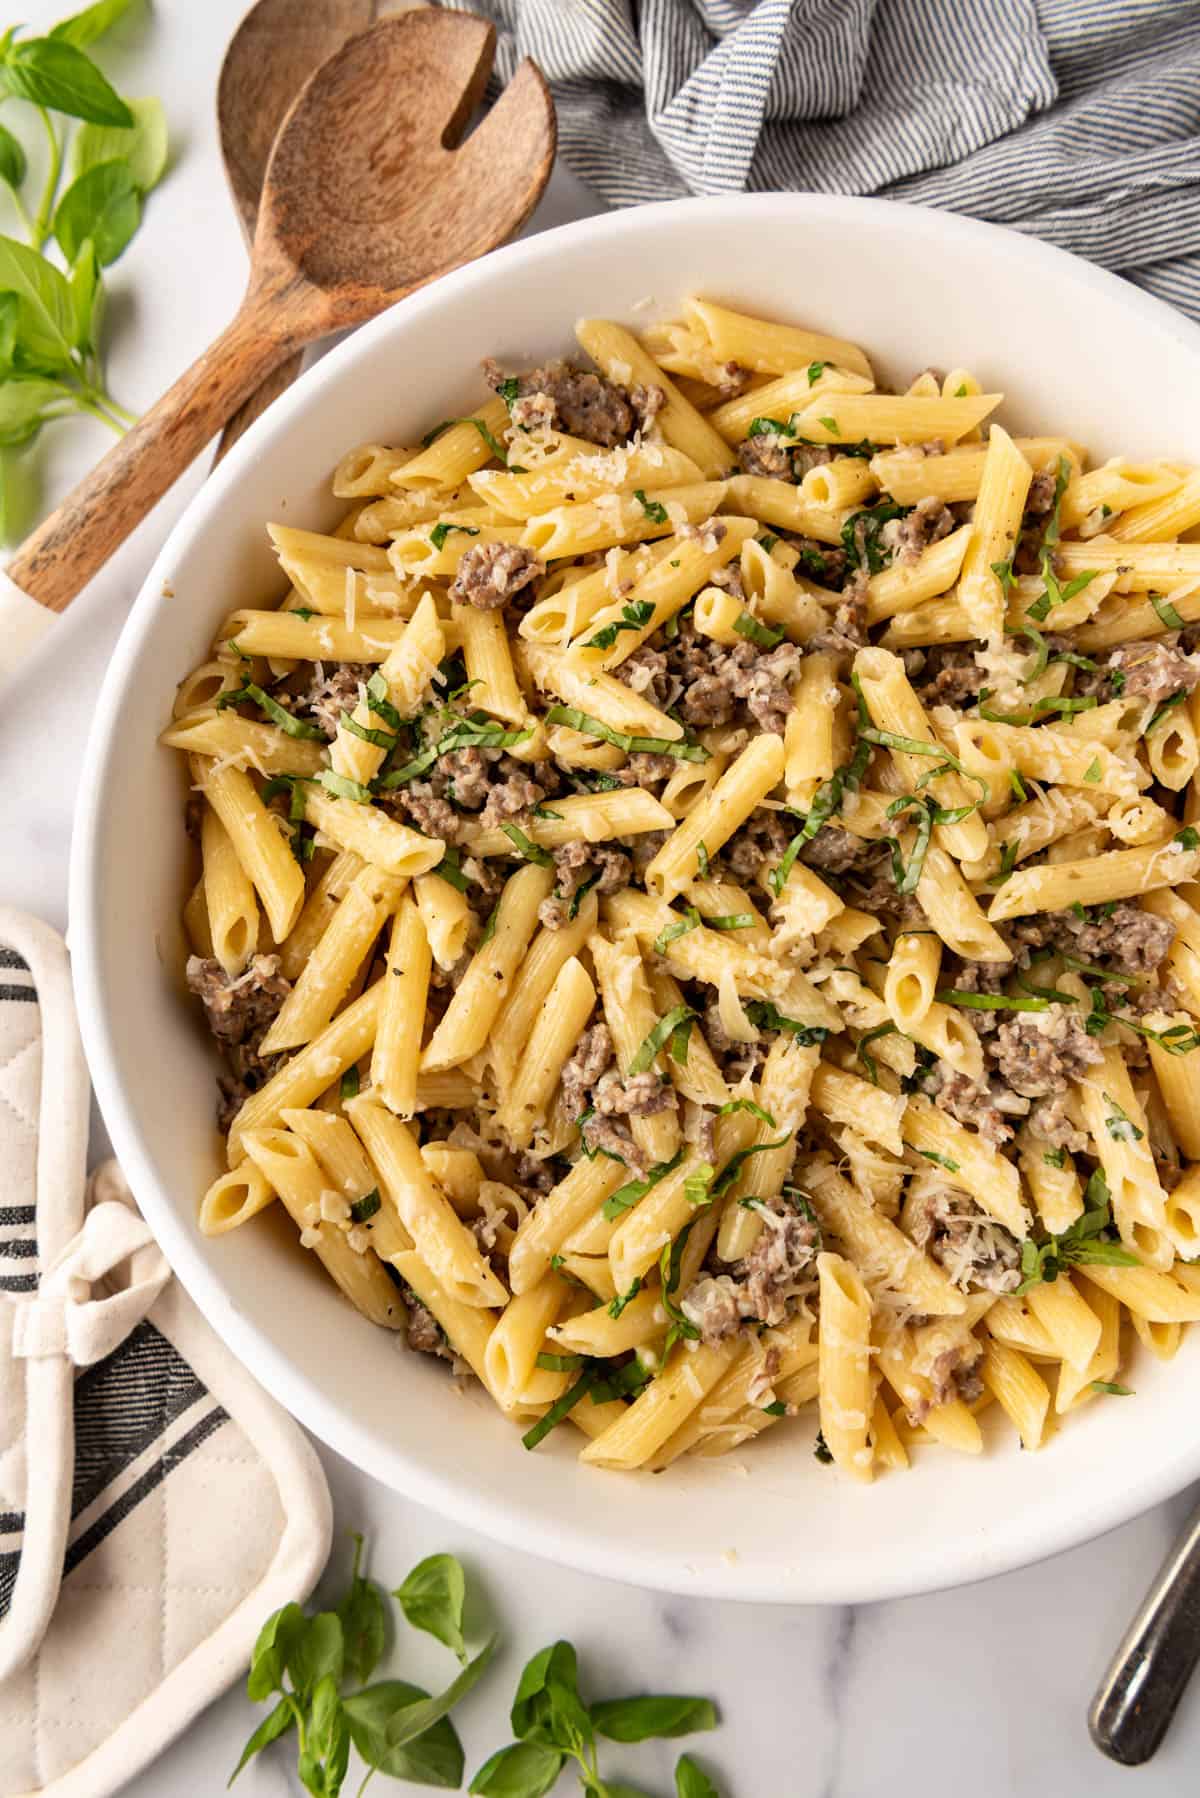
[10,1188,169,1366]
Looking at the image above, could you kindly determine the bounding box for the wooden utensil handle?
[8,299,292,614]
[216,349,307,465]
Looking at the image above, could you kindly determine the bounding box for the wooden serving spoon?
[5,9,555,621]
[215,0,411,460]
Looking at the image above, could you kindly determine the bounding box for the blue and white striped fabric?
[467,0,1200,323]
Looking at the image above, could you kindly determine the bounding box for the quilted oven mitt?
[0,907,332,1798]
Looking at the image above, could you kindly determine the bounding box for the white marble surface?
[4,3,1200,1793]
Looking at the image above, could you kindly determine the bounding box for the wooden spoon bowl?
[6,8,555,620]
[216,0,406,458]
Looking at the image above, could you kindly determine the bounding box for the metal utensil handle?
[1090,1494,1200,1764]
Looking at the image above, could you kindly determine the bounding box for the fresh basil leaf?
[841,500,906,574]
[469,1741,564,1797]
[0,234,76,367]
[0,121,25,192]
[315,770,374,804]
[336,1536,386,1685]
[606,1278,641,1320]
[309,1673,345,1761]
[0,36,134,125]
[0,289,19,370]
[285,1611,343,1703]
[653,906,701,953]
[430,519,479,552]
[511,1640,593,1756]
[66,237,100,350]
[742,1000,829,1044]
[51,0,137,48]
[343,1681,464,1788]
[0,376,63,446]
[394,1553,468,1666]
[676,1754,721,1797]
[228,1696,294,1784]
[246,1600,307,1702]
[937,989,1050,1013]
[591,1695,717,1743]
[385,1637,497,1749]
[54,157,140,265]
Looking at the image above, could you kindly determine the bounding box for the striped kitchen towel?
[466,0,1200,323]
[0,910,330,1798]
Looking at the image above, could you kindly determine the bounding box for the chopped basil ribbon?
[584,600,656,651]
[659,1222,701,1356]
[1021,458,1094,620]
[633,488,669,524]
[1176,826,1200,851]
[683,1163,715,1207]
[434,848,470,892]
[769,696,875,894]
[522,1370,594,1450]
[1043,1148,1067,1169]
[1151,593,1185,630]
[349,1189,381,1224]
[990,839,1019,886]
[705,913,756,932]
[695,840,710,877]
[478,901,500,947]
[1009,769,1028,802]
[747,415,797,439]
[761,1400,789,1417]
[375,719,532,788]
[315,770,374,804]
[733,610,785,649]
[758,532,779,553]
[817,415,839,434]
[340,1066,360,1102]
[1103,1094,1144,1143]
[807,360,828,386]
[543,704,708,763]
[991,558,1016,596]
[289,606,315,621]
[340,712,397,751]
[841,500,907,575]
[532,803,563,820]
[567,871,601,921]
[653,907,701,953]
[216,678,327,739]
[937,989,1053,1013]
[1084,758,1102,783]
[496,376,520,408]
[1148,690,1188,733]
[717,1098,777,1127]
[856,1021,899,1085]
[429,521,480,552]
[979,694,1100,725]
[500,823,554,867]
[606,1278,642,1320]
[1092,1381,1134,1396]
[535,1351,584,1372]
[629,1005,697,1074]
[710,1135,791,1199]
[423,416,511,463]
[743,1001,829,1044]
[588,1359,654,1404]
[602,1149,685,1222]
[915,1148,960,1172]
[1015,1170,1140,1295]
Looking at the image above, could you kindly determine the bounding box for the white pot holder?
[0,907,333,1797]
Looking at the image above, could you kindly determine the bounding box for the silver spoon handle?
[1090,1494,1200,1764]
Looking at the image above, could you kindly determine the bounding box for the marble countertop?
[4,4,1200,1793]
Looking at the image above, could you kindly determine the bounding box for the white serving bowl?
[71,195,1200,1604]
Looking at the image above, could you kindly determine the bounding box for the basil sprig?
[469,1638,718,1797]
[231,1538,495,1795]
[1015,1170,1140,1294]
[0,7,170,539]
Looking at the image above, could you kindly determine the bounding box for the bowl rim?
[69,191,1200,1604]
